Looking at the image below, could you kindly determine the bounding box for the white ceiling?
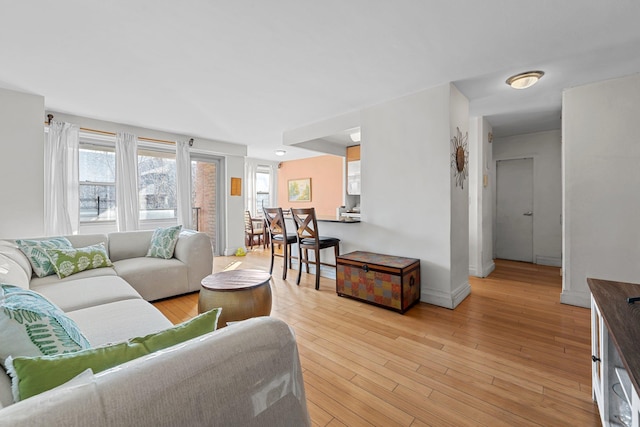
[1,1,640,161]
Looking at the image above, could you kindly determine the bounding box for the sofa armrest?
[173,230,213,292]
[0,317,310,427]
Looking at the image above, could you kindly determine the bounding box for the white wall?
[481,118,494,276]
[449,85,470,303]
[468,117,495,277]
[285,83,470,308]
[0,88,45,238]
[50,112,246,157]
[493,129,562,266]
[562,73,640,307]
[224,155,246,255]
[360,85,453,306]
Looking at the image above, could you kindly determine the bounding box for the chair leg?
[296,245,303,285]
[333,244,340,288]
[314,248,321,290]
[304,249,310,273]
[288,244,292,269]
[268,240,275,274]
[282,241,288,280]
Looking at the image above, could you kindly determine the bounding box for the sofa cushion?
[66,299,173,345]
[113,257,188,301]
[31,276,141,313]
[0,368,12,409]
[147,225,182,259]
[66,234,109,251]
[29,266,117,287]
[15,237,72,278]
[0,284,90,363]
[108,230,154,262]
[0,254,30,290]
[0,241,32,279]
[45,243,113,279]
[6,308,221,401]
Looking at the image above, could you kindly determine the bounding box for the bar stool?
[290,207,340,290]
[263,207,297,280]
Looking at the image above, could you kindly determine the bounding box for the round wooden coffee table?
[198,269,272,327]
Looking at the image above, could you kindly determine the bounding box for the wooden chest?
[336,251,420,313]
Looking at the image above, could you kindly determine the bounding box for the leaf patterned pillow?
[0,284,90,365]
[147,225,182,259]
[45,243,114,279]
[15,237,73,278]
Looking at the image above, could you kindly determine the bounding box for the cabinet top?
[346,145,360,161]
[588,277,640,397]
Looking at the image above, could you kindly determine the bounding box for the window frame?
[255,165,272,216]
[137,143,178,222]
[78,136,117,223]
[78,134,180,226]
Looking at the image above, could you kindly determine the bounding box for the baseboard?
[468,263,478,277]
[560,289,590,308]
[421,282,471,309]
[482,261,495,277]
[469,261,496,278]
[536,256,562,267]
[289,260,336,280]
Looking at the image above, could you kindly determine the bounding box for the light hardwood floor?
[153,250,600,426]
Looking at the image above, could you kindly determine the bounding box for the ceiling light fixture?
[506,70,545,89]
[350,131,361,142]
[274,149,286,156]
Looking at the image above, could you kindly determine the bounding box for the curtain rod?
[45,114,194,146]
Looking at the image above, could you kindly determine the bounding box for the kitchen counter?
[281,215,363,278]
[317,216,360,223]
[281,212,360,223]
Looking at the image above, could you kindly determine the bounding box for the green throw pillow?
[45,243,113,279]
[6,307,221,401]
[0,284,90,365]
[15,237,73,278]
[147,225,182,259]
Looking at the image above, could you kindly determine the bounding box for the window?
[79,138,178,223]
[79,145,117,222]
[255,166,271,215]
[138,148,177,220]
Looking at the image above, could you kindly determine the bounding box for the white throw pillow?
[146,225,182,259]
[0,284,90,365]
[15,237,73,278]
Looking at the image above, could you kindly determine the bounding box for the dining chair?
[290,207,340,290]
[244,210,264,249]
[263,207,297,279]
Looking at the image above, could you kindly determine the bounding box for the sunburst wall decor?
[450,126,469,189]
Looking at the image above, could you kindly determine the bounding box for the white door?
[496,158,533,262]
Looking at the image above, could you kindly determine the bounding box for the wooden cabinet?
[589,278,640,426]
[346,145,360,162]
[346,145,361,195]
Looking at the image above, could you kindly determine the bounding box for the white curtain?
[44,121,79,236]
[267,164,277,208]
[176,140,192,229]
[115,132,139,231]
[244,161,256,215]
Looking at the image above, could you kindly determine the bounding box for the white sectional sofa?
[0,230,310,426]
[20,229,214,302]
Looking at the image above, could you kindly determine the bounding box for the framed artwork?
[288,178,311,202]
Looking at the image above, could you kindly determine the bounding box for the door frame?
[493,155,536,261]
[190,152,225,256]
